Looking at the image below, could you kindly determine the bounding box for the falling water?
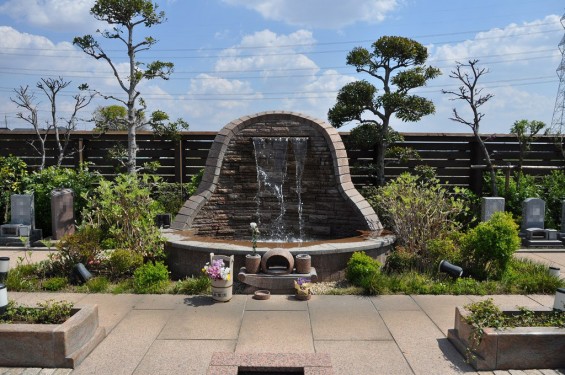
[291,137,308,240]
[252,137,308,242]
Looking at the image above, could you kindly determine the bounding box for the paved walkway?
[0,249,563,375]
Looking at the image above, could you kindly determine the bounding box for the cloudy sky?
[0,0,563,133]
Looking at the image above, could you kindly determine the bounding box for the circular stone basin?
[163,230,395,282]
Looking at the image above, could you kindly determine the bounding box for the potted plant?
[203,254,233,302]
[294,277,312,300]
[245,222,261,274]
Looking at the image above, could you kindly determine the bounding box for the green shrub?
[108,249,143,279]
[461,212,521,280]
[541,170,565,229]
[49,227,104,276]
[426,236,463,272]
[21,165,100,236]
[6,264,41,291]
[501,258,565,294]
[346,251,382,290]
[383,247,419,273]
[366,172,468,255]
[85,276,110,293]
[170,276,210,295]
[133,261,170,294]
[80,173,165,260]
[0,155,28,224]
[41,277,68,291]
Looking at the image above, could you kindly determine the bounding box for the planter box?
[0,304,106,368]
[448,306,565,370]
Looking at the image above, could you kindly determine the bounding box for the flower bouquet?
[294,277,312,300]
[203,259,231,281]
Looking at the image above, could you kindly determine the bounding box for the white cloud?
[0,0,96,31]
[405,15,563,134]
[222,0,399,29]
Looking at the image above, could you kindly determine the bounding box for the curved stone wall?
[171,111,382,239]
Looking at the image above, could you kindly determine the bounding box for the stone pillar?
[480,197,505,222]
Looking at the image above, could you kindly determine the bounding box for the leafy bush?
[461,212,521,280]
[366,173,468,255]
[383,247,419,273]
[21,165,100,236]
[426,236,463,272]
[6,264,41,291]
[84,276,110,293]
[0,155,28,224]
[170,276,210,295]
[133,261,170,294]
[485,171,541,223]
[80,174,165,260]
[541,170,565,229]
[49,227,104,276]
[501,258,564,294]
[107,249,143,279]
[41,277,68,291]
[346,251,382,291]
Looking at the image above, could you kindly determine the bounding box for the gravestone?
[51,188,75,240]
[521,198,563,248]
[481,197,505,222]
[521,198,545,231]
[11,194,34,227]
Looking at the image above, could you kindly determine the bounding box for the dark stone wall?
[191,118,368,240]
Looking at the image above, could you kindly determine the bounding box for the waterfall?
[253,137,308,242]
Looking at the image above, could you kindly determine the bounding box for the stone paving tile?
[76,293,141,333]
[158,295,245,340]
[411,295,473,336]
[71,309,173,375]
[236,310,314,353]
[131,294,187,310]
[133,339,236,375]
[314,340,414,375]
[370,295,421,311]
[309,295,391,341]
[245,294,308,311]
[380,310,475,374]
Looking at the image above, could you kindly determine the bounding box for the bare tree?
[11,77,95,169]
[442,59,497,196]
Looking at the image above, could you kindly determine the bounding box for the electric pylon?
[550,12,565,135]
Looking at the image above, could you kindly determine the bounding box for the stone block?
[481,197,505,222]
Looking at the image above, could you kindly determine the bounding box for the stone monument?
[521,198,561,247]
[480,197,505,222]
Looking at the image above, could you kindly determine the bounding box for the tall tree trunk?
[474,131,498,196]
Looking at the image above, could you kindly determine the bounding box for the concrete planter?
[448,306,565,370]
[0,304,106,368]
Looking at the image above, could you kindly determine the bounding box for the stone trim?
[171,111,382,232]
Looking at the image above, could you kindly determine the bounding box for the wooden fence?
[1,130,563,194]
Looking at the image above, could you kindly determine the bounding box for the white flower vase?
[210,253,234,302]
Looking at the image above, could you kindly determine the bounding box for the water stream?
[252,137,308,242]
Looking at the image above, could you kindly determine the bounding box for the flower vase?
[245,253,261,274]
[295,291,311,301]
[295,254,311,274]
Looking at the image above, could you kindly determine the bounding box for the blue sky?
[0,0,563,133]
